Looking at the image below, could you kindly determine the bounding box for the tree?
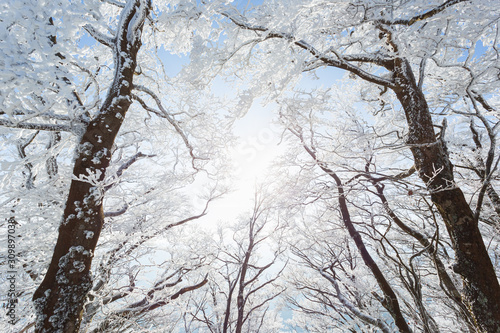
[186,189,286,333]
[3,1,500,332]
[272,88,478,332]
[30,2,152,330]
[195,0,500,331]
[1,1,230,332]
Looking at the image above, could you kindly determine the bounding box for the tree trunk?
[32,1,150,332]
[392,58,500,333]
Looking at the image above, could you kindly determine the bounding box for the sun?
[200,103,285,223]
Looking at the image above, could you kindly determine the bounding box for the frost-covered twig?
[376,0,468,26]
[0,119,72,132]
[102,0,126,8]
[132,85,208,170]
[83,24,115,48]
[220,11,396,88]
[103,151,155,192]
[319,270,392,333]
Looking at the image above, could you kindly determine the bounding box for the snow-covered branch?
[319,270,392,333]
[84,24,115,48]
[221,11,396,88]
[376,0,468,26]
[0,119,72,132]
[132,85,208,170]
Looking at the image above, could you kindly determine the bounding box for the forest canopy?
[1,0,499,332]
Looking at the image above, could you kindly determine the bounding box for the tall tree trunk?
[392,58,500,333]
[32,1,150,332]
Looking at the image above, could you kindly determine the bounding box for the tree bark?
[392,58,500,333]
[32,1,150,332]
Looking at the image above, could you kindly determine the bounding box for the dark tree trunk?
[32,1,150,332]
[392,58,500,333]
